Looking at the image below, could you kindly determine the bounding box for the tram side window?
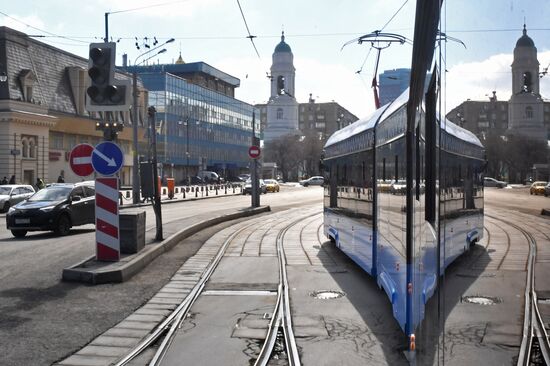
[394,155,399,182]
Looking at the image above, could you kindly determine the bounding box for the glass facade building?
[127,70,259,182]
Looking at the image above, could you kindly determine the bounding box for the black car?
[6,182,96,237]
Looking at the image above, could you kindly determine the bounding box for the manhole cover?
[462,295,501,305]
[310,290,346,300]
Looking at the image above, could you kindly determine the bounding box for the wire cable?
[108,0,191,15]
[236,0,261,59]
[0,11,88,43]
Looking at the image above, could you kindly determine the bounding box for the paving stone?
[125,313,166,323]
[102,328,150,339]
[56,354,118,366]
[116,320,158,330]
[91,336,141,347]
[77,345,129,357]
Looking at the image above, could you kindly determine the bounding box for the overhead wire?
[236,0,261,59]
[108,0,191,15]
[0,10,88,44]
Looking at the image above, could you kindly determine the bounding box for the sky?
[2,0,550,119]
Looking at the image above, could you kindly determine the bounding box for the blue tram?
[322,88,485,346]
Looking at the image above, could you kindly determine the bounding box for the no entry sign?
[248,145,261,159]
[69,143,95,177]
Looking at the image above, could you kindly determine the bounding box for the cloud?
[216,55,375,118]
[0,13,46,34]
[445,50,550,109]
[96,0,224,19]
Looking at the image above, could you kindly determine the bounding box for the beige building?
[0,26,149,186]
[447,26,550,143]
[257,94,357,141]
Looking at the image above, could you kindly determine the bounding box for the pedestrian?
[57,175,65,183]
[8,175,15,184]
[0,177,7,185]
[36,178,45,190]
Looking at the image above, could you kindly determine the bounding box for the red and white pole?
[95,177,120,261]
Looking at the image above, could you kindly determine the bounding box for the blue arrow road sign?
[92,141,124,176]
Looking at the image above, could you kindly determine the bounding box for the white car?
[483,177,507,188]
[0,185,36,212]
[299,176,324,187]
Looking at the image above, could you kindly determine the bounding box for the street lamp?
[131,39,175,204]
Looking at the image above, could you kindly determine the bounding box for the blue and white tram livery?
[322,88,485,348]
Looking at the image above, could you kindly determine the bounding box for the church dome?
[274,32,292,53]
[516,25,535,47]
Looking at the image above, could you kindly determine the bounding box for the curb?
[62,205,271,284]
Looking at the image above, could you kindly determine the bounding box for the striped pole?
[95,177,120,261]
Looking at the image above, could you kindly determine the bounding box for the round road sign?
[69,143,95,177]
[92,141,124,176]
[248,145,261,159]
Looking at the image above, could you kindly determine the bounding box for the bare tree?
[264,134,303,181]
[483,132,548,183]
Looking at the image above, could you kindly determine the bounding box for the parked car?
[198,170,221,183]
[242,179,267,195]
[182,176,203,185]
[545,182,550,197]
[390,180,407,195]
[299,176,324,187]
[238,174,250,182]
[0,185,35,212]
[264,179,280,193]
[530,181,547,195]
[483,177,507,188]
[6,181,95,238]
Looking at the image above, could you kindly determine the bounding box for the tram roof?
[324,88,483,149]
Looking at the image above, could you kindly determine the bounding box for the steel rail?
[113,221,257,366]
[486,214,550,366]
[254,213,318,366]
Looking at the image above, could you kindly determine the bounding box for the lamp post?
[131,39,174,204]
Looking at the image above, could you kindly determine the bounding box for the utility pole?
[148,106,163,240]
[251,111,259,207]
[132,72,140,204]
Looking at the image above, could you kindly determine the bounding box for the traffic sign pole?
[95,177,120,261]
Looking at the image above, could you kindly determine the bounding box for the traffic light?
[86,42,131,112]
[95,121,124,141]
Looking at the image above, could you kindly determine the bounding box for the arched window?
[522,72,532,93]
[29,139,36,158]
[277,108,283,119]
[21,139,28,158]
[277,76,285,95]
[526,106,533,119]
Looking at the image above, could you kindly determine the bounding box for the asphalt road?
[0,185,322,366]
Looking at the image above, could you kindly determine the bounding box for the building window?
[315,122,325,129]
[277,108,283,119]
[29,139,36,158]
[50,132,63,149]
[526,106,533,119]
[22,139,28,158]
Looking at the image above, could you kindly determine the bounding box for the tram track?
[113,219,259,366]
[111,208,320,366]
[486,214,550,366]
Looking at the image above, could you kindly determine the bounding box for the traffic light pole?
[148,106,163,241]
